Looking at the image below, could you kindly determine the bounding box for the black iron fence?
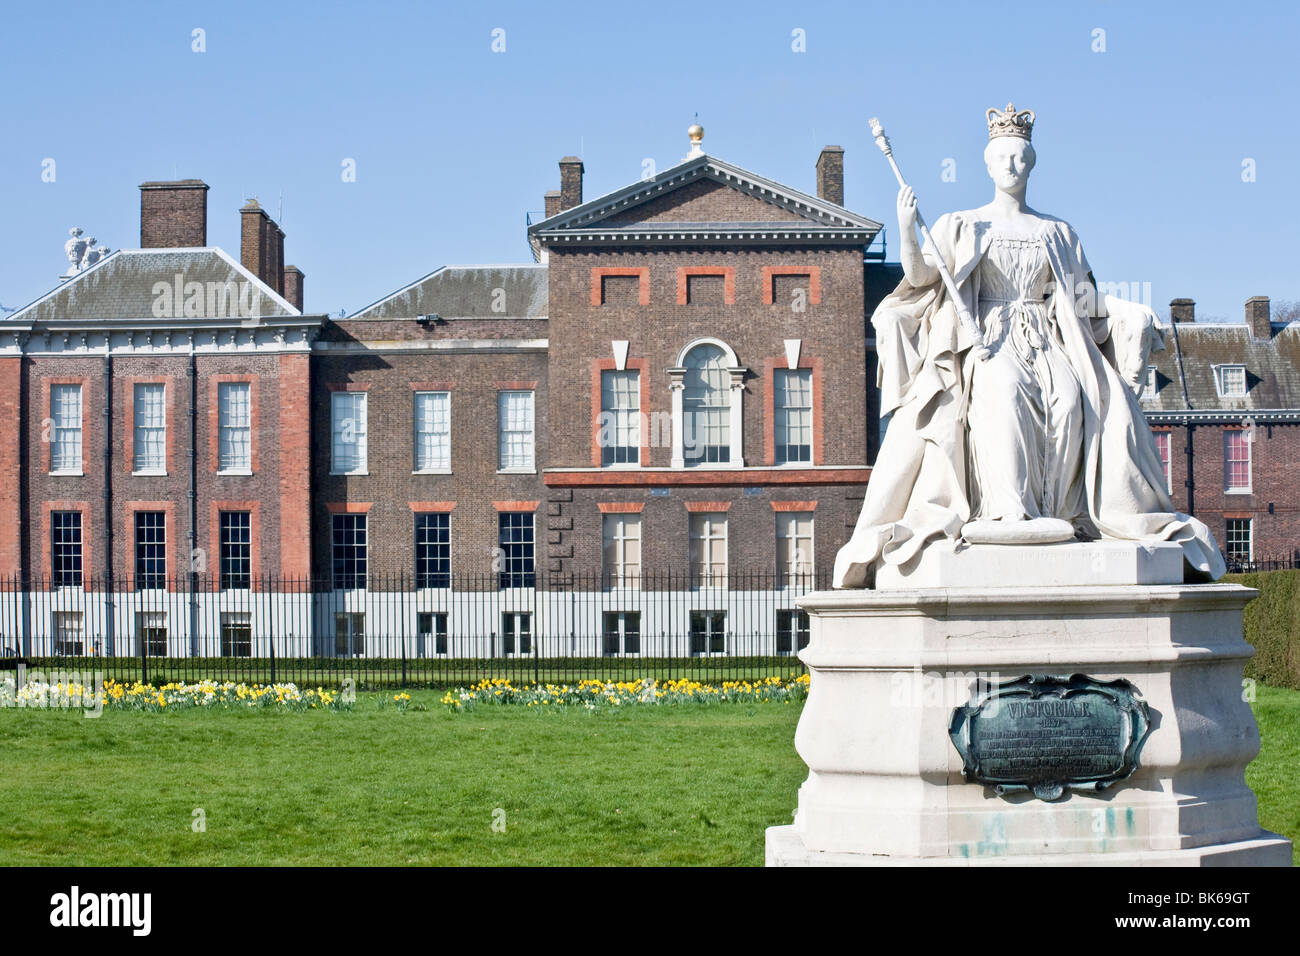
[0,571,828,689]
[1224,555,1300,574]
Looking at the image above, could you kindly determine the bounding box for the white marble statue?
[834,104,1225,588]
[62,227,112,276]
[63,227,88,274]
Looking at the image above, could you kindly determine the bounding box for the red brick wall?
[545,245,867,472]
[278,353,312,582]
[0,357,22,576]
[1165,421,1300,559]
[310,343,548,582]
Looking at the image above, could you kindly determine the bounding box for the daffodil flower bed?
[439,674,810,711]
[0,677,349,712]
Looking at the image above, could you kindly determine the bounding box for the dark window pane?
[415,513,451,588]
[332,514,367,590]
[220,511,251,590]
[135,511,166,590]
[51,511,83,587]
[497,512,534,588]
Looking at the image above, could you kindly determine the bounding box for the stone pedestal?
[766,542,1291,866]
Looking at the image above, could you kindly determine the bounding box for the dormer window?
[1215,365,1246,398]
[1143,365,1158,400]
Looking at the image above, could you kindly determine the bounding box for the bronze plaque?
[948,674,1153,801]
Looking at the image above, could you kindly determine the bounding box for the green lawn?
[0,697,807,866]
[1246,684,1300,865]
[0,686,1295,866]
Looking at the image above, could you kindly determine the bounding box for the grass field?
[0,686,1295,866]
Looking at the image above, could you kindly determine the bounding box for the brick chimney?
[240,200,285,295]
[1169,298,1195,323]
[816,146,844,206]
[1246,295,1271,339]
[282,265,304,311]
[140,180,209,248]
[543,190,563,218]
[559,157,584,212]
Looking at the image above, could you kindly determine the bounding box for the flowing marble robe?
[833,210,1226,588]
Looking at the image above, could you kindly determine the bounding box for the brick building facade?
[2,131,1290,659]
[1141,296,1300,566]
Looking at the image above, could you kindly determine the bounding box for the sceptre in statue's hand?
[868,117,990,363]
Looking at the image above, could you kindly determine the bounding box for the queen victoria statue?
[833,105,1226,588]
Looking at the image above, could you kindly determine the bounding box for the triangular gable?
[529,154,881,246]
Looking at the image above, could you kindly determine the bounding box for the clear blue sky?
[1,0,1296,322]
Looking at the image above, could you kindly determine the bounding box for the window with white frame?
[136,611,167,657]
[330,392,368,475]
[218,382,252,472]
[331,513,367,590]
[134,510,166,590]
[602,611,641,656]
[776,512,814,584]
[1225,518,1252,563]
[133,383,166,473]
[415,512,450,588]
[602,513,641,589]
[600,370,640,466]
[1143,366,1158,400]
[414,391,450,472]
[334,612,365,656]
[683,345,730,466]
[1225,430,1251,493]
[775,369,812,464]
[220,511,252,590]
[51,510,83,588]
[776,609,810,655]
[1216,365,1247,398]
[50,384,83,473]
[1153,431,1172,494]
[417,611,448,657]
[498,391,535,471]
[221,611,252,657]
[497,512,535,588]
[53,611,84,656]
[689,512,727,587]
[501,611,532,655]
[689,609,726,655]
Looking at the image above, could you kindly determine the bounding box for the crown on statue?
[987,103,1035,141]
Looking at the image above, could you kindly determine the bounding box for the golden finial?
[687,115,704,157]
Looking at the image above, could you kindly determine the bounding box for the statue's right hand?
[897,185,918,232]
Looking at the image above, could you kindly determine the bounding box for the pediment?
[528,154,881,247]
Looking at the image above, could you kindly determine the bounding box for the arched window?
[682,344,730,465]
[669,339,745,469]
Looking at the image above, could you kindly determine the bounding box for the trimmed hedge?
[1224,570,1300,690]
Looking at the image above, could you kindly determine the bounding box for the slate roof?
[1142,321,1300,417]
[350,264,547,320]
[4,248,299,323]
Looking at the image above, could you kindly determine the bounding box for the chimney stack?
[1246,296,1271,340]
[816,146,844,206]
[240,199,286,295]
[282,266,304,311]
[140,180,209,248]
[559,157,584,212]
[543,190,563,219]
[1169,298,1196,323]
